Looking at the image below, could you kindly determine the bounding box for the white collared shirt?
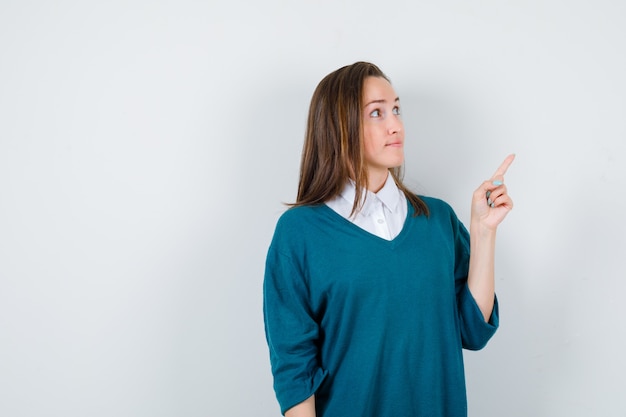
[325,173,408,240]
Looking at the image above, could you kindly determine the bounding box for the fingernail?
[487,198,493,206]
[490,202,495,208]
[492,180,503,186]
[486,190,492,198]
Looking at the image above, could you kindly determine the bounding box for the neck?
[367,169,389,193]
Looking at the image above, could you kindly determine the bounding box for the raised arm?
[467,154,515,321]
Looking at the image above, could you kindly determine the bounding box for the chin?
[388,158,404,168]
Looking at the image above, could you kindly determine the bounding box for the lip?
[385,142,403,147]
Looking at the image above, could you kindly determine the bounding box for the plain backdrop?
[1,1,625,416]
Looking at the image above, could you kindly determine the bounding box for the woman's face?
[361,76,405,180]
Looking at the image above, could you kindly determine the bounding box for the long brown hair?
[292,61,429,217]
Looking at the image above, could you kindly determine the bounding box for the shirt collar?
[338,172,402,216]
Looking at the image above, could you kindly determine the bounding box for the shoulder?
[416,195,456,217]
[415,195,469,245]
[411,195,466,231]
[271,205,330,245]
[268,204,337,260]
[275,205,326,229]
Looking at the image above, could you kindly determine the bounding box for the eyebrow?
[363,97,400,108]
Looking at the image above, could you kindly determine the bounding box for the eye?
[392,106,401,116]
[369,109,381,118]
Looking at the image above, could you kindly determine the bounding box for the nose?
[388,114,403,135]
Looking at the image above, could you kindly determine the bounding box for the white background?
[1,1,625,416]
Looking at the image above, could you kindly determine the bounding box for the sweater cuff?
[458,283,499,350]
[278,367,328,415]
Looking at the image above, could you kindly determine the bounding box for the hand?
[471,154,515,231]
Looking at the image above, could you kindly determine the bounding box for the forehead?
[362,76,398,103]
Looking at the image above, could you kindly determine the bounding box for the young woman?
[263,62,514,417]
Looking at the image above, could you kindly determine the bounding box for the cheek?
[362,137,379,161]
[363,127,384,152]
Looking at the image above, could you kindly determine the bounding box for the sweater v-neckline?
[319,200,415,249]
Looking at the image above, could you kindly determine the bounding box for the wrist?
[470,220,498,239]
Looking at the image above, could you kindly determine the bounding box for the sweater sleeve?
[263,237,327,415]
[453,215,499,351]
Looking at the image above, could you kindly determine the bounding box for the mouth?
[385,142,403,147]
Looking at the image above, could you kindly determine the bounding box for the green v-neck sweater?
[263,196,498,416]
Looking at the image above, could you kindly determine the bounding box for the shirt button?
[377,219,384,224]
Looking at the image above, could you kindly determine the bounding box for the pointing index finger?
[492,154,516,178]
